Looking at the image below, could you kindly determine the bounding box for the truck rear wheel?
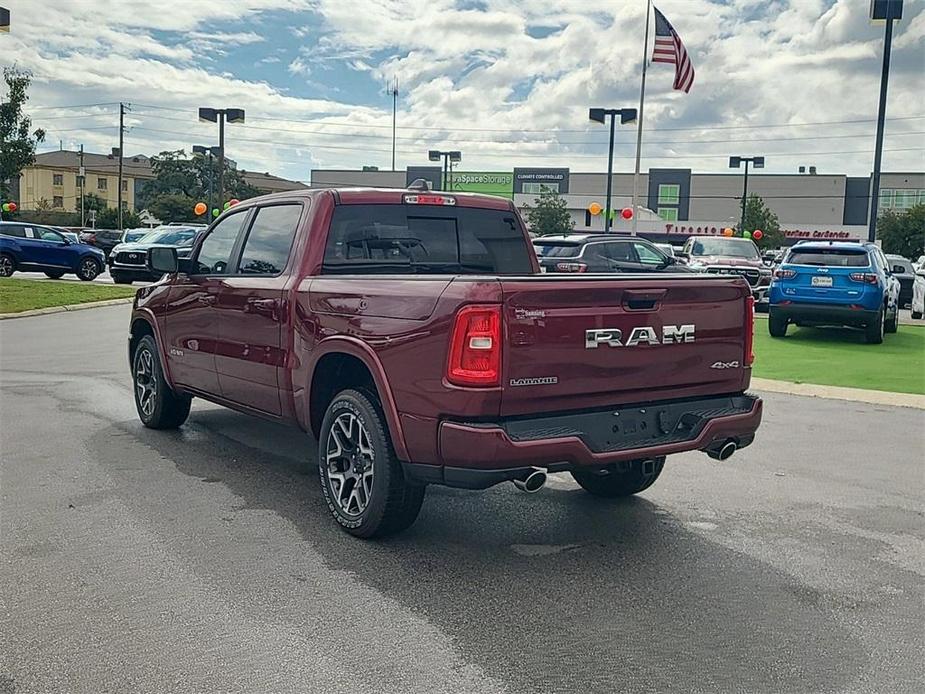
[318,389,425,538]
[571,457,665,498]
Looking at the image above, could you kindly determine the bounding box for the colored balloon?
[7,202,15,212]
[1,203,8,212]
[723,228,734,237]
[588,202,602,216]
[752,229,763,241]
[229,198,240,207]
[194,202,207,215]
[223,201,231,210]
[743,230,752,239]
[621,207,633,220]
[212,208,220,217]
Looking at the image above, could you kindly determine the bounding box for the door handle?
[246,297,280,319]
[622,289,667,311]
[197,294,217,306]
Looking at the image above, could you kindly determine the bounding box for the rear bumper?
[405,393,762,489]
[770,303,878,326]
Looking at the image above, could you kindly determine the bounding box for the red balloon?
[621,207,633,220]
[752,229,763,241]
[229,198,240,207]
[8,202,16,212]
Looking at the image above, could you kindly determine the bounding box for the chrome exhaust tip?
[513,467,547,493]
[706,439,738,461]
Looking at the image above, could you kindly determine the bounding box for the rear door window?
[787,249,870,267]
[0,224,26,238]
[237,204,302,275]
[633,242,667,266]
[323,204,532,274]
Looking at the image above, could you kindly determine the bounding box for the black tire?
[864,308,884,344]
[912,311,923,320]
[111,273,133,285]
[884,305,898,334]
[318,389,425,538]
[571,457,665,498]
[768,313,788,337]
[76,256,101,281]
[44,270,66,279]
[0,252,15,278]
[132,335,192,429]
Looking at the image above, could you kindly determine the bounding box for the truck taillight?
[849,272,878,285]
[555,262,588,273]
[447,305,501,387]
[745,296,755,366]
[403,193,456,206]
[773,268,795,279]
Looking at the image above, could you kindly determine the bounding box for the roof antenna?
[408,178,430,191]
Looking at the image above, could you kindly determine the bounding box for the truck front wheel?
[132,335,192,429]
[318,389,425,538]
[571,457,665,498]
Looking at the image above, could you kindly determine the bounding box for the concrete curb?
[0,297,133,320]
[752,377,925,410]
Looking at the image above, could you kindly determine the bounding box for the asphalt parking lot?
[1,305,923,694]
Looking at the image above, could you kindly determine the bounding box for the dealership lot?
[1,305,923,693]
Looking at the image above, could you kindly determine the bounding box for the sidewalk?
[752,377,925,410]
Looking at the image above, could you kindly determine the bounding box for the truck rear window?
[322,204,533,274]
[787,249,870,267]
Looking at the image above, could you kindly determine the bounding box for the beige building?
[15,150,307,214]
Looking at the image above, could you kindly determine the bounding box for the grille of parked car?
[115,251,146,266]
[706,267,760,285]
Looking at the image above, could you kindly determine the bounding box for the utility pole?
[117,102,125,229]
[389,77,399,171]
[79,144,85,226]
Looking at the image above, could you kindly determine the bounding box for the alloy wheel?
[80,258,100,280]
[135,348,158,417]
[0,256,13,277]
[325,412,375,517]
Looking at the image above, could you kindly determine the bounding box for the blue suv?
[768,241,900,344]
[0,221,106,281]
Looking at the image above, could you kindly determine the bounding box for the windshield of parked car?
[786,248,870,267]
[123,230,149,242]
[532,242,582,258]
[138,229,198,246]
[690,238,760,259]
[323,204,533,274]
[887,257,913,274]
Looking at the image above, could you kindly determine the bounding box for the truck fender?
[306,336,409,462]
[129,308,177,389]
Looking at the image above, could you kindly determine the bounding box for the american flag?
[652,6,694,93]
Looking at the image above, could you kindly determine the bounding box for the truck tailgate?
[500,275,751,416]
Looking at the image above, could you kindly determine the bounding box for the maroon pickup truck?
[130,186,763,537]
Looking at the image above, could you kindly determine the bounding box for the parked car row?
[108,225,206,284]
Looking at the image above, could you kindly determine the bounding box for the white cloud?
[5,0,925,181]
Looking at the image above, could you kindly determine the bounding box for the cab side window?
[237,204,303,275]
[194,212,248,275]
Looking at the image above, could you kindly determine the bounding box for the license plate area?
[811,276,833,287]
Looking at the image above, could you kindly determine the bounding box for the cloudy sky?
[4,0,924,183]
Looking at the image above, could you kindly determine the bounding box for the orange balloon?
[723,227,734,237]
[588,202,602,216]
[194,202,207,215]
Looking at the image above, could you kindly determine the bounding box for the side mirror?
[892,265,906,274]
[148,246,178,274]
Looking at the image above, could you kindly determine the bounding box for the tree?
[741,194,783,249]
[97,206,141,230]
[82,192,107,212]
[146,193,201,224]
[522,187,574,236]
[0,67,46,201]
[138,149,261,214]
[878,204,925,259]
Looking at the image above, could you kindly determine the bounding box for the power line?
[122,109,925,146]
[28,102,120,111]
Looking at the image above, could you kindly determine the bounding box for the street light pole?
[198,107,245,208]
[428,150,461,191]
[868,0,903,242]
[729,155,765,232]
[740,158,749,234]
[589,108,638,233]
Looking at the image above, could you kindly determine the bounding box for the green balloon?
[212,208,220,217]
[743,230,752,239]
[223,201,231,210]
[1,203,9,212]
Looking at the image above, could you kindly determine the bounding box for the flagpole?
[631,0,653,236]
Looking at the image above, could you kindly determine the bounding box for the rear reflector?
[745,296,755,366]
[403,193,456,206]
[447,305,501,387]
